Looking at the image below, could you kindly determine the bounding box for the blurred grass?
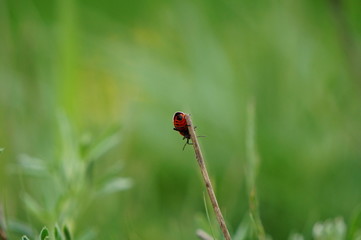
[1,0,361,239]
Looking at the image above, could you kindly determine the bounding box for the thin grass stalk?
[246,100,266,240]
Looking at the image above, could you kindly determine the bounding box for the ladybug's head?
[173,111,185,121]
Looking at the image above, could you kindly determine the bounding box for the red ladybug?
[173,111,191,149]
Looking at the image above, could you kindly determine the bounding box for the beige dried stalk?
[185,114,231,240]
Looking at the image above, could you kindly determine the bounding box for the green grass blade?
[54,224,63,240]
[63,225,71,240]
[347,206,361,240]
[233,215,250,240]
[39,227,49,240]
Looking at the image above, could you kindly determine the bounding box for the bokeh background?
[1,0,361,239]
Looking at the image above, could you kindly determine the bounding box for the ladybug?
[173,111,192,150]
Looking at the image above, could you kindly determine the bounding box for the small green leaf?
[97,177,132,195]
[22,236,30,240]
[7,220,34,237]
[39,227,49,240]
[85,127,121,162]
[313,217,346,240]
[288,233,304,240]
[23,193,44,221]
[77,229,97,240]
[17,154,47,176]
[54,224,63,240]
[63,225,71,240]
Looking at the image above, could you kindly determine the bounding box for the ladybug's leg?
[183,137,192,144]
[183,136,192,144]
[182,138,193,151]
[173,128,180,132]
[182,142,188,151]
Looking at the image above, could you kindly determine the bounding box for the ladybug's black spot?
[176,115,183,120]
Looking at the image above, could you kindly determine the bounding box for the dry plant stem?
[185,114,231,240]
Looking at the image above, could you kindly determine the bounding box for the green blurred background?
[1,0,361,239]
